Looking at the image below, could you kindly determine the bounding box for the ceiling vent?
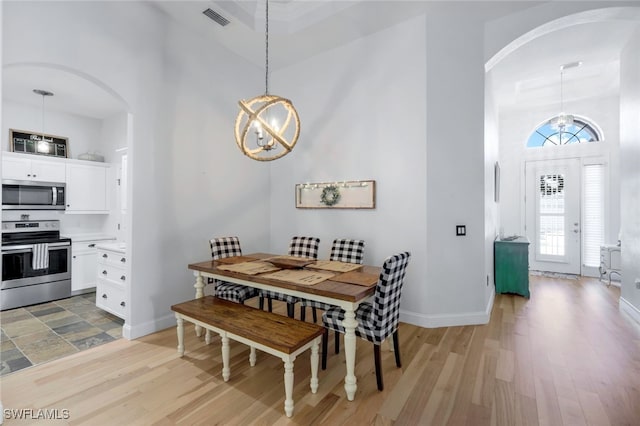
[203,8,230,26]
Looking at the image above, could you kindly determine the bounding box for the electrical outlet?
[635,278,640,289]
[456,225,466,236]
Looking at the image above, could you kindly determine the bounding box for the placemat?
[216,256,261,265]
[216,261,281,275]
[307,260,362,273]
[331,271,379,287]
[261,269,335,286]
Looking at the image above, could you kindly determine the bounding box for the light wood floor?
[2,276,639,425]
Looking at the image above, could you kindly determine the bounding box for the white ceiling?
[2,1,639,119]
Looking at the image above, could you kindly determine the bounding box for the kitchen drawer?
[96,278,126,319]
[98,250,127,268]
[97,264,127,286]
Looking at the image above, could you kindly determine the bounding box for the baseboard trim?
[619,296,640,328]
[400,289,495,328]
[125,313,176,340]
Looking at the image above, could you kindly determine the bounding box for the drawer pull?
[120,275,126,281]
[120,257,126,263]
[102,253,108,258]
[88,244,96,248]
[102,270,108,275]
[102,293,108,299]
[120,301,126,307]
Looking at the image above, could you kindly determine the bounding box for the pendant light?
[33,89,54,154]
[234,0,300,161]
[549,61,581,131]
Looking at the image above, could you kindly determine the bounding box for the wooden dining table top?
[188,253,380,303]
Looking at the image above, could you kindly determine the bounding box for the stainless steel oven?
[2,180,66,210]
[1,220,71,310]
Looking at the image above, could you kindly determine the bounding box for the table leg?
[342,307,358,401]
[310,338,319,394]
[193,272,205,337]
[221,333,230,382]
[283,357,295,417]
[249,346,257,366]
[175,314,184,357]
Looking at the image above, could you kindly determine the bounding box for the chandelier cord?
[560,68,564,112]
[265,0,269,96]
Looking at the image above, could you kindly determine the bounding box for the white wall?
[485,71,499,306]
[619,27,640,320]
[2,1,270,338]
[270,15,429,321]
[425,9,488,322]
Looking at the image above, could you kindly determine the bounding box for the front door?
[525,159,581,274]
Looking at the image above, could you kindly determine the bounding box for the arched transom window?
[527,117,601,148]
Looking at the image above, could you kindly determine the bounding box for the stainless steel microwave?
[2,180,66,210]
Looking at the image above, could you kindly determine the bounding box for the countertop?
[95,242,126,254]
[64,233,117,243]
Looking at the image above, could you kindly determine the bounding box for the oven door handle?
[1,242,71,253]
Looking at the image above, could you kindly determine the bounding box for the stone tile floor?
[0,292,123,376]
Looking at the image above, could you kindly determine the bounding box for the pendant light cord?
[265,0,269,95]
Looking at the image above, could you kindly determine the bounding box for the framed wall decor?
[295,180,376,209]
[10,128,69,158]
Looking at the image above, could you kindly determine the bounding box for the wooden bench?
[171,296,324,417]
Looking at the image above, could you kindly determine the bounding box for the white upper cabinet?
[2,153,66,183]
[65,162,110,214]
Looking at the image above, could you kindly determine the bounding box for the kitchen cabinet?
[71,236,116,294]
[65,162,109,213]
[494,236,530,298]
[2,152,66,183]
[95,243,128,320]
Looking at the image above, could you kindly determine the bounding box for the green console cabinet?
[494,237,530,298]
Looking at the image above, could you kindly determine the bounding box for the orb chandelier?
[234,0,300,161]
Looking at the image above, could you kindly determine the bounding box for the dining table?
[187,253,381,401]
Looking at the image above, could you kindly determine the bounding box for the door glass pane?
[539,174,565,256]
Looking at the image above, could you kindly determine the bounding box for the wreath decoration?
[320,185,341,206]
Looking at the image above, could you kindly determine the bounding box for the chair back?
[370,252,411,342]
[288,236,320,259]
[210,236,242,260]
[330,238,365,264]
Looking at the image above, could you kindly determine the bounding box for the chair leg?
[287,303,294,318]
[321,329,328,370]
[301,306,306,322]
[393,330,401,367]
[334,331,340,354]
[259,296,264,310]
[374,344,383,391]
[312,308,318,323]
[268,298,273,312]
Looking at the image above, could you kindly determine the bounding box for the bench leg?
[283,357,295,417]
[175,314,184,357]
[249,346,257,367]
[221,334,230,382]
[310,338,319,394]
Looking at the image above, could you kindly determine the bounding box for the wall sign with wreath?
[295,180,376,209]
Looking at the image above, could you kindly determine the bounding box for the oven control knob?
[120,302,126,307]
[102,294,107,299]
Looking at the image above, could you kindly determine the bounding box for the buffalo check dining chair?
[259,236,320,318]
[321,251,411,390]
[209,236,259,304]
[300,238,366,322]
